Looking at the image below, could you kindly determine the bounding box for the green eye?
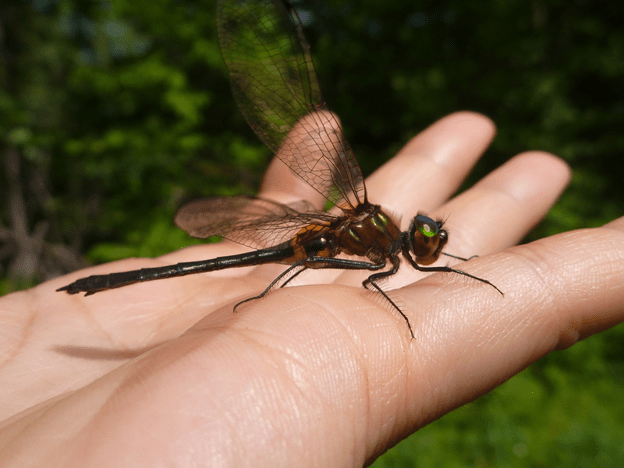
[416,215,438,238]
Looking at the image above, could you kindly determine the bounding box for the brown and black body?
[291,204,402,265]
[58,0,501,337]
[58,202,407,294]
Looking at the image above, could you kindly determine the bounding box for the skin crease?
[0,111,623,467]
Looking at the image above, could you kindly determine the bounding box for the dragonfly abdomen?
[57,244,299,295]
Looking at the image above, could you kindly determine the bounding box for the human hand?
[1,112,622,467]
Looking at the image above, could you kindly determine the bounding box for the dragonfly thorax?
[333,204,402,260]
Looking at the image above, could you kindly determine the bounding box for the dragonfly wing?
[175,195,338,250]
[216,0,366,209]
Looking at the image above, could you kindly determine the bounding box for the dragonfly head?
[408,214,448,265]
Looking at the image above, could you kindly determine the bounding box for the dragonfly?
[58,0,502,338]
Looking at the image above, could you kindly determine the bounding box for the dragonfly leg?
[233,259,310,312]
[403,246,504,296]
[441,251,478,262]
[302,256,386,271]
[233,256,386,312]
[279,265,308,288]
[362,256,415,339]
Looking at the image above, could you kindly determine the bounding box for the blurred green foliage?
[1,0,623,466]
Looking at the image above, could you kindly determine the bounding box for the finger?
[436,151,572,257]
[258,109,341,209]
[259,150,321,206]
[503,217,624,347]
[331,112,496,288]
[379,151,569,291]
[365,111,496,222]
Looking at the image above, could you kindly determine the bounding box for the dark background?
[1,0,623,465]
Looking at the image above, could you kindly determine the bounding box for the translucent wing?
[216,0,366,209]
[175,195,339,250]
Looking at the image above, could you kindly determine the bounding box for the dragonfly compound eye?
[416,215,438,238]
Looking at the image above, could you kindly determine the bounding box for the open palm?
[1,112,623,467]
